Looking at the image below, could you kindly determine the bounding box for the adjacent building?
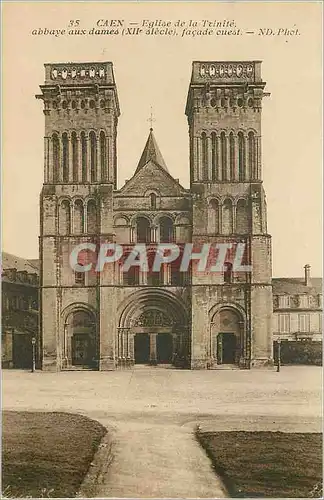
[1,253,39,368]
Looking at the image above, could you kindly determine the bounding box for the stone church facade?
[37,60,274,371]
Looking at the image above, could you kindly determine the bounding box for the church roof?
[2,252,39,274]
[135,128,169,174]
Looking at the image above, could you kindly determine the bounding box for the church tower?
[37,62,119,370]
[186,61,273,369]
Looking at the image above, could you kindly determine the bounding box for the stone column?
[150,333,157,365]
[151,225,157,243]
[207,136,212,181]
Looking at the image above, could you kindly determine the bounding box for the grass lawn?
[2,411,106,498]
[197,431,322,498]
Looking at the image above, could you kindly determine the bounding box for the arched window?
[81,132,87,182]
[208,199,219,233]
[59,200,71,235]
[201,132,208,181]
[87,199,97,234]
[150,193,157,210]
[236,199,249,234]
[62,133,69,183]
[52,133,60,182]
[238,132,245,181]
[71,132,78,182]
[248,131,256,179]
[211,132,217,181]
[89,131,97,183]
[136,217,150,243]
[100,131,107,181]
[74,199,84,234]
[222,198,233,235]
[220,132,227,180]
[229,132,235,180]
[159,216,174,243]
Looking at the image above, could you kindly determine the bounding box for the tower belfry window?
[52,133,60,182]
[201,132,208,180]
[220,132,227,180]
[89,131,97,183]
[238,132,245,181]
[62,133,69,182]
[81,132,87,182]
[229,132,235,180]
[100,131,107,181]
[72,132,78,182]
[211,132,217,181]
[248,132,256,179]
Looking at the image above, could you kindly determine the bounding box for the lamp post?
[277,338,281,372]
[31,337,36,373]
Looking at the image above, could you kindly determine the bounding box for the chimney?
[304,264,311,286]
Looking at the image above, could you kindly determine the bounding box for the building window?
[52,133,60,182]
[248,131,256,179]
[224,262,233,283]
[299,295,310,308]
[211,132,217,181]
[278,314,290,333]
[201,132,208,180]
[81,132,87,182]
[100,131,107,181]
[62,132,69,183]
[222,199,233,235]
[71,132,78,182]
[136,217,150,243]
[89,131,97,182]
[123,266,140,285]
[279,295,290,308]
[298,314,310,332]
[238,132,245,181]
[150,193,157,210]
[229,132,235,180]
[220,132,227,180]
[159,216,173,243]
[75,272,85,285]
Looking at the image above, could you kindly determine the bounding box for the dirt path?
[92,420,227,498]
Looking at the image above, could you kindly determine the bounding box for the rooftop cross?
[147,107,156,131]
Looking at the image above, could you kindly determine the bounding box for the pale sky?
[2,2,322,277]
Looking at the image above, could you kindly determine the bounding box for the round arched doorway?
[62,308,97,369]
[117,290,189,368]
[211,307,245,366]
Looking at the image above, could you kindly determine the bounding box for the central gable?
[119,160,187,197]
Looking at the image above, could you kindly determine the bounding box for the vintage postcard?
[1,1,322,499]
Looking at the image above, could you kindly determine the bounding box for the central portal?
[157,333,173,364]
[134,333,150,364]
